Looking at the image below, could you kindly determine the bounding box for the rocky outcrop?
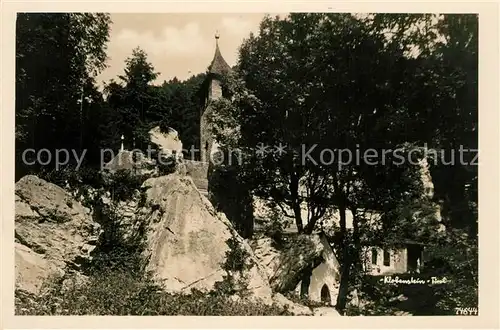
[15,175,102,294]
[149,126,183,157]
[14,164,338,316]
[102,171,312,315]
[137,174,267,295]
[248,236,282,280]
[184,159,209,196]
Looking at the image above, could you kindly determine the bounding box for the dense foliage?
[209,13,478,313]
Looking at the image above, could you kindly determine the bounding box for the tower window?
[383,250,390,266]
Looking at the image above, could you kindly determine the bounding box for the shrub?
[39,166,104,190]
[15,268,292,315]
[103,169,146,202]
[90,200,146,275]
[223,236,250,272]
[157,154,177,176]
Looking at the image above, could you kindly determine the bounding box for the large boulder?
[15,175,102,293]
[15,243,63,295]
[127,173,313,314]
[249,236,282,280]
[138,174,267,295]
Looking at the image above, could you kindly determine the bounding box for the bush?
[157,154,178,176]
[15,268,292,315]
[103,169,146,202]
[223,236,250,272]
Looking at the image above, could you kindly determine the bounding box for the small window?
[383,250,390,266]
[371,248,378,265]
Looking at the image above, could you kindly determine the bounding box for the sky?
[96,13,275,86]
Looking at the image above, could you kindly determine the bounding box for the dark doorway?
[407,245,424,272]
[320,284,331,304]
[383,250,391,266]
[371,248,378,265]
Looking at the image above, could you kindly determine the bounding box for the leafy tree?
[157,73,206,156]
[104,49,205,158]
[364,13,478,236]
[210,13,476,314]
[15,13,111,178]
[103,47,159,152]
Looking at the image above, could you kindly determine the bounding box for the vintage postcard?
[1,1,499,329]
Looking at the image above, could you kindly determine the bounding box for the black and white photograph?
[11,10,484,318]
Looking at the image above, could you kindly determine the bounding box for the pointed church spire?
[208,31,231,76]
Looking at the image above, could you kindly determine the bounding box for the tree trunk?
[300,266,313,298]
[335,203,351,314]
[303,213,320,234]
[290,173,303,233]
[351,209,362,273]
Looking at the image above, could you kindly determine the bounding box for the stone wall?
[200,78,223,163]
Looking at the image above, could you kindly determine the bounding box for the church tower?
[200,32,231,162]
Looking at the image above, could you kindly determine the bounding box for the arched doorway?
[320,284,331,304]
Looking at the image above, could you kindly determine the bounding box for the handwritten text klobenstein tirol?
[381,276,449,285]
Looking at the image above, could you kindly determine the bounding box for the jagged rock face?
[15,175,102,294]
[98,171,313,314]
[141,175,230,292]
[249,236,282,280]
[251,234,331,293]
